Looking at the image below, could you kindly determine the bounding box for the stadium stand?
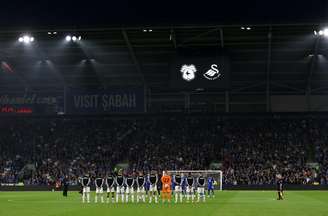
[0,115,327,186]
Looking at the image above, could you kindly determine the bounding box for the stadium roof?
[0,1,327,27]
[1,23,327,95]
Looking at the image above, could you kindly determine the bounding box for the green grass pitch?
[0,191,327,216]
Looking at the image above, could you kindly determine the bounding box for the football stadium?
[1,1,328,216]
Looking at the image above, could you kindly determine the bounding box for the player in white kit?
[174,174,183,203]
[95,177,104,203]
[106,175,116,203]
[115,174,125,203]
[148,171,158,203]
[197,175,206,202]
[81,176,91,203]
[186,174,195,203]
[125,175,135,203]
[136,172,146,203]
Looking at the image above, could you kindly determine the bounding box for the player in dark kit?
[277,174,284,200]
[62,176,69,197]
[106,175,116,203]
[207,177,215,198]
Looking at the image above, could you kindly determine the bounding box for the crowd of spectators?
[0,115,327,186]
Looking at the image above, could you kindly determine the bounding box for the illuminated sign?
[180,64,197,82]
[66,88,145,114]
[171,48,230,89]
[0,106,33,114]
[0,92,63,115]
[203,64,221,81]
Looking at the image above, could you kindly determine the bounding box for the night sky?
[0,1,327,28]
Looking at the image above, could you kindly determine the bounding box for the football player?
[148,171,159,203]
[106,174,116,203]
[277,174,284,200]
[207,177,215,198]
[161,171,172,203]
[174,173,183,203]
[136,172,146,203]
[181,174,187,199]
[95,176,104,203]
[197,174,206,202]
[81,175,91,203]
[125,174,135,203]
[186,173,195,203]
[115,172,125,203]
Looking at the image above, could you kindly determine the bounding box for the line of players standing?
[79,171,216,204]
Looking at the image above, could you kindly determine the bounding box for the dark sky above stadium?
[0,1,327,28]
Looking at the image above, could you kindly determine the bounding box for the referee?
[62,176,69,197]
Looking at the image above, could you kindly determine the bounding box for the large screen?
[170,48,231,89]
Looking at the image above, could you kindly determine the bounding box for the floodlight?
[23,36,30,43]
[65,35,81,42]
[65,35,72,42]
[324,29,328,36]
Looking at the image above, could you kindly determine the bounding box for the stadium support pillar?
[122,29,144,83]
[219,28,230,113]
[225,91,230,113]
[184,92,190,113]
[146,87,151,113]
[143,85,147,113]
[170,29,177,49]
[306,88,312,112]
[64,86,67,114]
[266,27,272,112]
[306,37,320,111]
